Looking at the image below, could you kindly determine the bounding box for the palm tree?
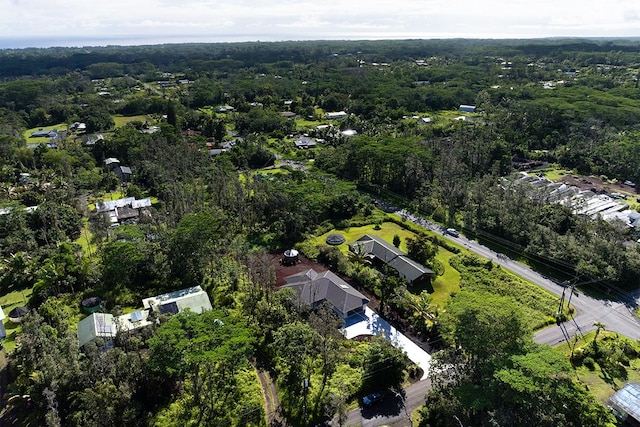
[592,321,606,349]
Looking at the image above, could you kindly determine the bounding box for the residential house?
[142,285,212,315]
[609,382,640,426]
[115,165,132,182]
[458,104,477,113]
[215,105,235,113]
[30,129,59,138]
[95,196,151,225]
[281,111,297,119]
[104,158,120,171]
[77,312,117,349]
[294,136,318,149]
[351,235,434,286]
[82,133,104,146]
[325,111,348,120]
[283,269,369,318]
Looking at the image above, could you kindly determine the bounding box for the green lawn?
[74,218,97,259]
[538,165,573,181]
[556,331,640,403]
[113,115,148,128]
[1,288,32,353]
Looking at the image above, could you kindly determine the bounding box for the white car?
[446,228,459,237]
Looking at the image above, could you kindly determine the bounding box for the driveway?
[343,307,431,380]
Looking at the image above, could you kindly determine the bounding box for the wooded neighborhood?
[1,38,640,426]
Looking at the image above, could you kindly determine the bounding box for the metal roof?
[284,269,369,317]
[610,383,640,422]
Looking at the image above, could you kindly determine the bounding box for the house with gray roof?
[283,269,369,319]
[609,382,640,426]
[351,235,434,286]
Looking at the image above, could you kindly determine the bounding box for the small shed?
[8,306,28,324]
[282,249,299,266]
[326,234,346,246]
[458,104,477,113]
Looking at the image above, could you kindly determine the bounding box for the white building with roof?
[0,305,5,339]
[142,286,212,315]
[77,312,117,349]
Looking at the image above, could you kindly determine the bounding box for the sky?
[1,0,640,48]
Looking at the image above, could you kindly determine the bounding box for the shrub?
[583,356,596,370]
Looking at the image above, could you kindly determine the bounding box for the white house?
[0,305,6,339]
[325,111,348,120]
[142,286,212,315]
[77,312,117,349]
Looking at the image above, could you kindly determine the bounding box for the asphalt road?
[336,210,640,426]
[395,209,640,345]
[340,379,432,427]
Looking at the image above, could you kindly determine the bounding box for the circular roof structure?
[8,306,28,318]
[81,296,102,308]
[8,306,28,323]
[284,249,299,258]
[325,234,346,246]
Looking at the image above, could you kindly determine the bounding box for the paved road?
[340,379,432,427]
[395,210,640,345]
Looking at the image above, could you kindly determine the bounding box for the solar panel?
[159,302,179,315]
[130,310,144,322]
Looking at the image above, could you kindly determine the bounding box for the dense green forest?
[1,38,640,426]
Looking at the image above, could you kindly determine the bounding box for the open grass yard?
[450,254,559,330]
[113,115,148,128]
[0,288,32,353]
[557,331,640,404]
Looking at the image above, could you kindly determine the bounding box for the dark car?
[362,391,384,406]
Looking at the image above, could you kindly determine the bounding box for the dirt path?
[256,365,284,426]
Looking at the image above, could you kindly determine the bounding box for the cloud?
[1,0,640,47]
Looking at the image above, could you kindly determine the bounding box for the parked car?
[446,228,459,237]
[362,391,384,406]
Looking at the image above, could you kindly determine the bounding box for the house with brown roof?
[283,269,369,318]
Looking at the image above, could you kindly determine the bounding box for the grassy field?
[1,288,32,352]
[113,115,148,128]
[74,218,97,259]
[538,165,572,181]
[556,331,640,403]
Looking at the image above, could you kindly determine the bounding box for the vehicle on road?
[446,228,459,237]
[362,391,384,406]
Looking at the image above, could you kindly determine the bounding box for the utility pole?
[566,283,576,308]
[557,284,567,322]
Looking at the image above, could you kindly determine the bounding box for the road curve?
[395,210,640,345]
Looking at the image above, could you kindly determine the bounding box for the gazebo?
[282,249,300,266]
[8,306,28,324]
[325,234,346,246]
